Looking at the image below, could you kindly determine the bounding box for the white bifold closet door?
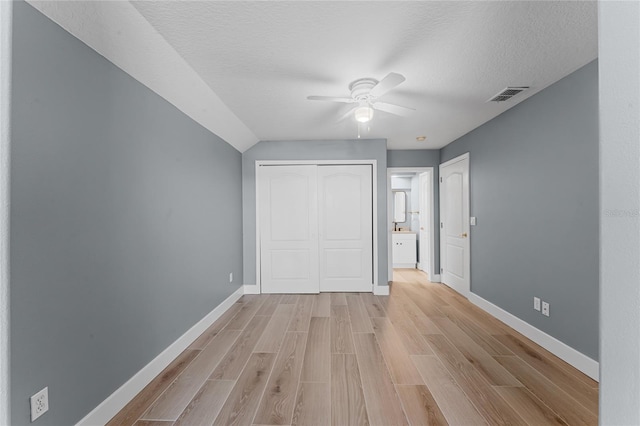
[259,164,373,294]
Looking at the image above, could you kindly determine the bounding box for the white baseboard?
[76,287,244,425]
[468,293,599,382]
[430,274,441,283]
[243,284,260,294]
[374,285,390,296]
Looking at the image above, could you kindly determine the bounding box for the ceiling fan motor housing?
[349,78,379,102]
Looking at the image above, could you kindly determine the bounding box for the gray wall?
[10,2,243,424]
[441,60,599,360]
[387,150,441,272]
[599,2,640,422]
[387,149,440,169]
[0,1,11,423]
[242,139,388,287]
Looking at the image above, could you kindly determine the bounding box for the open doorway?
[387,167,436,283]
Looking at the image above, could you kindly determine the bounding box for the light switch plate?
[470,217,477,226]
[534,297,541,311]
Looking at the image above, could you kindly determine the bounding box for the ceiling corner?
[25,0,259,152]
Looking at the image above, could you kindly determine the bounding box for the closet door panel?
[318,165,373,292]
[259,165,319,293]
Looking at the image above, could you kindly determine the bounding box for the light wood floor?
[109,269,598,426]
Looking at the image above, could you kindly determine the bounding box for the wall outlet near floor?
[30,387,49,422]
[542,301,550,317]
[229,272,233,283]
[534,297,541,311]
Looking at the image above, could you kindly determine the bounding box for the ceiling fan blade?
[372,102,415,116]
[307,96,354,103]
[370,72,406,97]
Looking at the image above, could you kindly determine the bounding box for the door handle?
[461,233,468,238]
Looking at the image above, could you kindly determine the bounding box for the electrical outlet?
[534,297,541,311]
[229,272,233,283]
[542,301,550,317]
[30,387,49,422]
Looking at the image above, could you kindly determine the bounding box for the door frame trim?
[439,152,470,169]
[418,170,435,277]
[439,152,470,297]
[386,167,435,283]
[255,160,378,294]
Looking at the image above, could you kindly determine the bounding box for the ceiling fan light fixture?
[355,106,374,123]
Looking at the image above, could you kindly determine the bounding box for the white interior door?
[419,171,432,277]
[259,165,319,293]
[439,154,470,296]
[318,165,373,292]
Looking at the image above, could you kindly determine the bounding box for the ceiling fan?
[307,72,415,123]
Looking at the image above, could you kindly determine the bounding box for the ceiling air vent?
[487,87,529,103]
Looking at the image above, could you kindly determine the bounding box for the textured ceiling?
[29,1,598,151]
[131,1,597,150]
